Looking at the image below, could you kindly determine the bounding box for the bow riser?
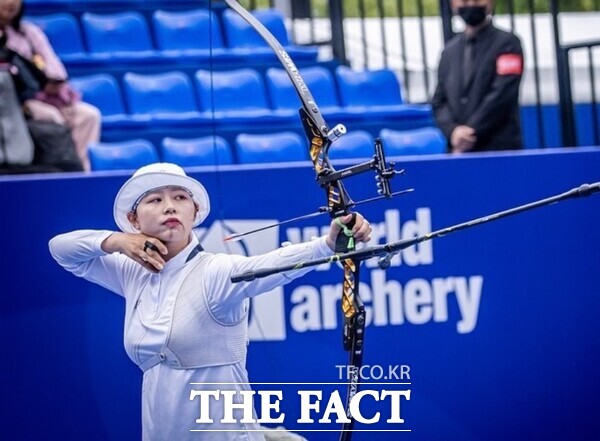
[301,109,353,217]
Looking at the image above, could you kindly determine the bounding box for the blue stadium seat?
[334,65,436,125]
[379,127,447,156]
[89,139,159,171]
[194,68,267,113]
[235,132,307,164]
[122,71,205,123]
[335,65,404,107]
[69,74,133,124]
[26,14,85,60]
[194,69,293,125]
[222,8,290,48]
[221,8,318,62]
[152,9,224,53]
[70,74,151,128]
[329,131,375,160]
[265,66,342,115]
[81,12,156,58]
[160,136,234,166]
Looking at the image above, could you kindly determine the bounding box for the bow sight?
[223,135,412,243]
[317,137,405,208]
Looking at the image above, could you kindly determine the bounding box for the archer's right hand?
[101,233,168,273]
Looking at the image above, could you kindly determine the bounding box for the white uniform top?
[49,230,332,441]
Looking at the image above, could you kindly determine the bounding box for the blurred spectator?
[0,57,34,169]
[432,0,524,153]
[0,0,100,171]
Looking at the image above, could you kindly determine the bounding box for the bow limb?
[223,1,364,439]
[222,0,351,215]
[223,0,329,134]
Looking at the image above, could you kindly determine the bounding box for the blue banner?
[1,147,599,440]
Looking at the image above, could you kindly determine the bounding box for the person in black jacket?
[432,0,524,153]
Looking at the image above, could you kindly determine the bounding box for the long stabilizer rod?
[231,182,600,283]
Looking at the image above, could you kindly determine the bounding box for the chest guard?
[140,254,248,372]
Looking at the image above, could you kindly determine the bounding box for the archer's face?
[128,186,198,246]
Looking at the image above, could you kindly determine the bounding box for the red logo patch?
[496,54,523,75]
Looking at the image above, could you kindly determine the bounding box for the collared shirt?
[49,230,332,440]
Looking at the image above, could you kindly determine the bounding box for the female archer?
[49,162,371,440]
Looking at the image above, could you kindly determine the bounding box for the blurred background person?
[0,0,100,171]
[432,0,524,153]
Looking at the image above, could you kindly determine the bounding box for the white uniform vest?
[140,254,248,372]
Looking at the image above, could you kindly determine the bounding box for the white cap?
[113,163,210,233]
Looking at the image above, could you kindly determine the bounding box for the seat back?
[89,139,159,171]
[26,14,84,56]
[70,74,125,116]
[81,12,153,53]
[235,132,307,164]
[265,66,339,111]
[222,8,289,48]
[335,65,403,107]
[194,69,268,112]
[379,127,446,156]
[152,9,223,51]
[160,136,234,166]
[122,71,198,114]
[329,131,375,160]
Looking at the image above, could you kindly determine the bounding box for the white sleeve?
[48,230,129,297]
[204,236,332,309]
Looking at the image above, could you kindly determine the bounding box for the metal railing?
[559,40,600,147]
[276,0,599,149]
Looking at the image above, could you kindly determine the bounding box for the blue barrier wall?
[1,147,599,440]
[520,104,600,149]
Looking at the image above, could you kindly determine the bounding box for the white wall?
[291,12,600,104]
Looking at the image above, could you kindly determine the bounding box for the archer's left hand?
[325,213,372,252]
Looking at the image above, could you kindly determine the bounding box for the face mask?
[458,6,488,26]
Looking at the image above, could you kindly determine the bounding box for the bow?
[222,1,401,438]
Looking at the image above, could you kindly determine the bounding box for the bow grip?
[334,213,357,253]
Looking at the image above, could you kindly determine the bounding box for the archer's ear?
[127,211,140,231]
